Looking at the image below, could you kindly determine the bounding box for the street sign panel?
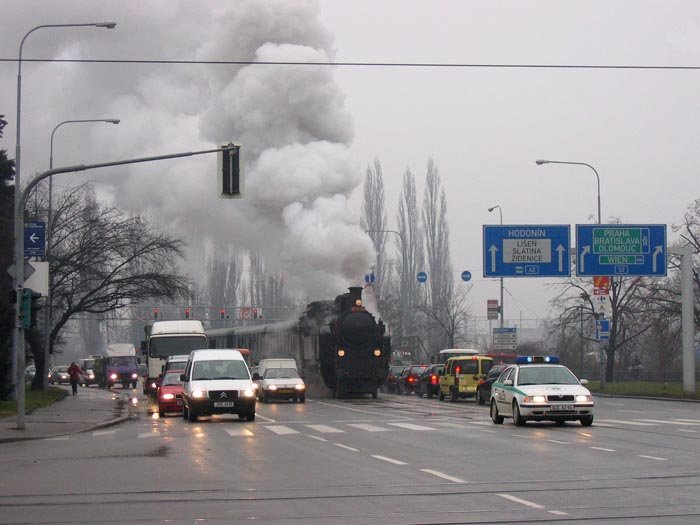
[483,225,570,277]
[24,221,46,258]
[493,327,517,350]
[576,224,667,277]
[461,270,472,282]
[596,319,610,341]
[487,299,499,320]
[365,273,375,284]
[417,271,428,283]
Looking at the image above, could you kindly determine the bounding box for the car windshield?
[517,366,580,386]
[162,372,183,386]
[264,368,300,379]
[192,360,249,380]
[109,356,136,366]
[150,336,207,359]
[55,366,68,373]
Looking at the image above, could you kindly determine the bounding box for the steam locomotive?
[206,287,391,398]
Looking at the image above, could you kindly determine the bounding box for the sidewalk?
[0,385,134,444]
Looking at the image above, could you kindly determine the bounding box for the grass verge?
[0,385,69,417]
[588,381,700,400]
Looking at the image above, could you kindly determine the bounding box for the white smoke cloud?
[0,0,373,298]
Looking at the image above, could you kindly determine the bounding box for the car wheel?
[158,409,165,418]
[580,416,594,427]
[371,390,378,399]
[187,408,197,422]
[246,412,256,422]
[477,389,486,406]
[299,396,306,403]
[490,399,504,424]
[450,387,457,402]
[263,391,269,403]
[513,402,526,426]
[182,405,189,420]
[439,390,445,401]
[427,392,433,398]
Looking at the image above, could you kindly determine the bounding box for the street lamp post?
[487,205,504,328]
[13,21,116,425]
[535,159,605,387]
[42,119,120,388]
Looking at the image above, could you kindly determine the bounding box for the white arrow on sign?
[579,245,590,273]
[29,233,39,243]
[489,245,498,273]
[652,245,663,272]
[556,244,565,272]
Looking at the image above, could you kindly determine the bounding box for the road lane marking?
[305,424,344,433]
[479,429,497,434]
[620,410,645,413]
[372,455,407,465]
[549,510,568,515]
[512,434,529,438]
[596,419,657,426]
[672,418,700,423]
[590,446,616,452]
[419,469,466,483]
[93,430,116,436]
[46,436,69,440]
[254,414,276,422]
[469,421,493,426]
[678,429,697,433]
[548,439,568,444]
[347,423,389,432]
[138,432,160,439]
[638,455,668,461]
[334,443,359,452]
[316,401,412,419]
[387,422,435,431]
[225,428,254,437]
[265,425,299,435]
[637,419,700,426]
[308,435,328,442]
[497,493,545,509]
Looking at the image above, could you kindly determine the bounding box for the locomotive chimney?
[348,286,363,305]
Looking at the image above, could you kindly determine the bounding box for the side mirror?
[580,379,589,385]
[504,379,513,387]
[472,375,480,380]
[253,373,260,380]
[179,374,187,382]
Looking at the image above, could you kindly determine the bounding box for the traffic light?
[185,308,190,319]
[153,307,159,319]
[220,308,226,319]
[20,288,42,329]
[218,143,242,199]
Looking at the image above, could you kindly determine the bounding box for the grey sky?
[1,0,698,320]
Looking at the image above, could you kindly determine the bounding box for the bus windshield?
[149,336,207,359]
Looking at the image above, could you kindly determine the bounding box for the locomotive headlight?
[373,349,381,357]
[338,349,346,357]
[355,299,362,306]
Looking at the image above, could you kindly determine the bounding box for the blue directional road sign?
[365,273,375,284]
[483,225,571,278]
[417,271,428,283]
[24,221,46,258]
[576,224,667,277]
[595,319,610,341]
[461,270,472,282]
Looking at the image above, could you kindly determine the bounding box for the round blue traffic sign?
[364,273,375,284]
[417,271,428,283]
[461,271,472,282]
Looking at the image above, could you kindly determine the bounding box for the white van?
[180,349,256,422]
[256,358,298,379]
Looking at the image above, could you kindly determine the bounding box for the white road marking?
[549,510,569,515]
[434,422,470,429]
[548,439,568,444]
[334,443,359,452]
[497,493,545,509]
[637,419,700,426]
[387,422,435,431]
[469,421,493,426]
[305,424,344,434]
[254,414,276,422]
[308,435,328,442]
[678,429,697,433]
[265,425,299,435]
[596,419,657,426]
[420,469,466,483]
[671,418,700,423]
[93,430,116,436]
[138,432,160,439]
[372,455,407,465]
[619,410,645,413]
[590,446,616,452]
[638,455,668,461]
[512,434,529,438]
[316,401,412,419]
[347,423,389,432]
[479,429,497,434]
[46,436,69,440]
[224,428,254,437]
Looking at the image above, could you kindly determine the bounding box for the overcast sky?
[1,1,698,322]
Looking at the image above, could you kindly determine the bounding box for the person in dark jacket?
[67,362,84,395]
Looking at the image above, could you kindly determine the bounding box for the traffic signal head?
[20,289,32,329]
[185,308,190,319]
[218,144,242,199]
[220,308,226,319]
[153,308,159,319]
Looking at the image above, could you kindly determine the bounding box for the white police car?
[490,356,594,427]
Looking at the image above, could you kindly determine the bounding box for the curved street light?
[535,159,601,224]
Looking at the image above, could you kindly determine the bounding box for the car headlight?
[295,384,305,390]
[252,383,259,389]
[576,394,593,402]
[161,393,175,400]
[242,389,255,398]
[88,374,95,379]
[131,373,138,379]
[523,395,547,403]
[151,382,157,389]
[192,390,207,398]
[268,385,277,391]
[110,373,118,380]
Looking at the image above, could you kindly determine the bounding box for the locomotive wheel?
[371,390,378,399]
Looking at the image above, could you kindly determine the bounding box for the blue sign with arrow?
[595,319,610,341]
[417,271,428,283]
[365,273,375,284]
[483,225,571,278]
[24,221,46,258]
[576,224,666,277]
[461,270,472,282]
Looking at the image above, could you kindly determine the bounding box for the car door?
[494,366,515,415]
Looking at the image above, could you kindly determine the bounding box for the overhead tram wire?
[1,57,700,70]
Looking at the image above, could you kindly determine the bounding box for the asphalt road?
[0,390,698,524]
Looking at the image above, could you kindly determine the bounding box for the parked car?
[382,365,406,394]
[475,364,508,405]
[157,371,185,417]
[49,365,70,385]
[417,364,444,398]
[397,365,428,395]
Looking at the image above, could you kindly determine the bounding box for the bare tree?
[421,159,454,355]
[416,284,472,350]
[207,247,243,326]
[248,252,293,320]
[361,159,388,299]
[33,184,190,388]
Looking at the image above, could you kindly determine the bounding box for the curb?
[593,393,700,403]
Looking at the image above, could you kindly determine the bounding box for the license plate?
[278,389,293,394]
[551,404,574,411]
[213,401,236,408]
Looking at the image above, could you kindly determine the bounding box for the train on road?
[206,286,391,398]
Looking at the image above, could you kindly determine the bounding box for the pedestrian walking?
[67,362,83,395]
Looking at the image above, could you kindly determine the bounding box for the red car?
[157,370,185,417]
[397,365,428,395]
